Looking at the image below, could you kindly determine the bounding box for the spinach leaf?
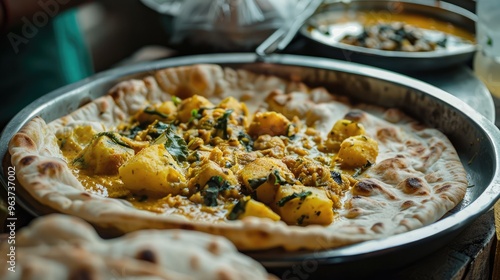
[248,169,289,191]
[172,96,182,106]
[330,171,343,185]
[353,161,373,177]
[72,155,86,168]
[146,121,169,139]
[202,176,231,207]
[227,197,250,220]
[203,184,219,207]
[297,214,308,225]
[237,131,253,151]
[268,169,295,186]
[143,106,168,118]
[152,124,188,163]
[187,151,201,163]
[154,121,169,131]
[214,109,234,139]
[125,125,144,139]
[269,170,286,185]
[95,132,131,149]
[277,191,312,207]
[248,177,267,190]
[189,109,201,122]
[189,107,211,123]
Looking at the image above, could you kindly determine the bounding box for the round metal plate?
[299,0,477,72]
[0,54,499,276]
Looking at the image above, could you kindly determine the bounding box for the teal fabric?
[0,9,93,126]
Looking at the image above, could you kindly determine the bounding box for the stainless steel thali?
[299,0,478,72]
[1,54,499,277]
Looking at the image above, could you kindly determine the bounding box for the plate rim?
[1,53,499,266]
[300,0,478,59]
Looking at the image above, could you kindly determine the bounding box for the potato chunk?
[330,119,366,141]
[58,125,101,155]
[187,160,239,206]
[240,157,294,205]
[282,157,331,187]
[274,185,334,226]
[177,95,214,123]
[74,133,134,175]
[188,160,238,190]
[248,112,291,137]
[253,135,286,158]
[336,135,378,168]
[119,144,186,195]
[218,96,248,117]
[135,101,177,124]
[227,197,280,221]
[325,119,366,151]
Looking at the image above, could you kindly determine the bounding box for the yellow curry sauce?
[348,12,475,42]
[308,11,475,52]
[58,95,379,226]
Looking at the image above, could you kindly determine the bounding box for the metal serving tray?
[299,0,477,72]
[1,54,499,277]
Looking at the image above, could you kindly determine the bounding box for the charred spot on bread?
[37,161,64,176]
[12,133,36,151]
[401,200,417,210]
[352,179,382,196]
[344,110,365,122]
[371,222,384,233]
[400,177,430,195]
[180,224,195,230]
[435,184,452,194]
[136,249,157,264]
[207,240,222,256]
[20,155,37,166]
[69,266,95,280]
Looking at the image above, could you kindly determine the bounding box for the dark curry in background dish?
[307,11,475,52]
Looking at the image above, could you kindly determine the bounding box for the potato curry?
[58,94,379,226]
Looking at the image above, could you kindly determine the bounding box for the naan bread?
[8,64,468,250]
[0,214,274,280]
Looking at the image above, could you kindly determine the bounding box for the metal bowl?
[1,54,499,277]
[299,0,477,72]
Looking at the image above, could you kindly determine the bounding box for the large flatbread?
[0,214,274,279]
[8,64,468,250]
